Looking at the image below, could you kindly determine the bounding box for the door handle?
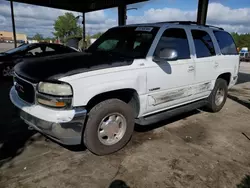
[188,66,195,72]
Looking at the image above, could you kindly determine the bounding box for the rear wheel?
[207,78,228,112]
[83,99,134,155]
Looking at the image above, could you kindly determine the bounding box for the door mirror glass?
[153,48,178,62]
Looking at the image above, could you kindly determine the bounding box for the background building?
[0,31,27,43]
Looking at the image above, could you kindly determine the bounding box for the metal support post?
[118,4,126,26]
[10,0,17,47]
[197,0,209,25]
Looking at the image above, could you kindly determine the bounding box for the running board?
[135,100,207,126]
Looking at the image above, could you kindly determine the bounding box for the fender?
[68,70,147,107]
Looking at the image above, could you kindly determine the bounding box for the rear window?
[213,31,237,55]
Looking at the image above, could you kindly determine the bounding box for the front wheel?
[206,78,228,112]
[83,99,135,155]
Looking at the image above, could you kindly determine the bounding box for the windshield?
[4,44,30,54]
[88,26,159,58]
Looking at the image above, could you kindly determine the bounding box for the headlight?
[38,82,73,96]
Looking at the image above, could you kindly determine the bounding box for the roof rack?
[155,21,224,30]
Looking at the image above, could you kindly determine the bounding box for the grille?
[14,76,35,104]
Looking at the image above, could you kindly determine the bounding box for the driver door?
[145,27,195,115]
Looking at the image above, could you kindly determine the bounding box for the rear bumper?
[10,86,87,145]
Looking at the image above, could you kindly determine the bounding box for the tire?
[207,78,228,112]
[83,99,135,155]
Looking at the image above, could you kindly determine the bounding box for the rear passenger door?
[191,29,217,98]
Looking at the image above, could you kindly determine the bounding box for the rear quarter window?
[213,31,237,55]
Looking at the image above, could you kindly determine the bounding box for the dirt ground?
[0,63,250,188]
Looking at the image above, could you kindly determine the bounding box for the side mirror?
[153,48,178,62]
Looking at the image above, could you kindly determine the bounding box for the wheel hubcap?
[98,113,127,146]
[2,66,14,77]
[215,88,225,106]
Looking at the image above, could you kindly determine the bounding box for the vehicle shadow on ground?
[237,72,250,84]
[0,81,36,168]
[227,70,250,109]
[57,142,86,152]
[108,180,130,188]
[237,175,250,188]
[0,122,36,168]
[228,95,250,110]
[135,110,200,132]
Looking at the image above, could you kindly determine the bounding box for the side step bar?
[135,100,207,126]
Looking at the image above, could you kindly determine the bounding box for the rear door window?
[213,31,237,55]
[191,30,216,58]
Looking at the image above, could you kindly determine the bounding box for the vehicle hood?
[0,52,22,63]
[14,52,134,83]
[0,53,11,60]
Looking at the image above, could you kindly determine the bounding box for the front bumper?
[10,87,87,145]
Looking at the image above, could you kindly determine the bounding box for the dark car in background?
[0,43,78,78]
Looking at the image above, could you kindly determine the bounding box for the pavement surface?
[0,43,16,53]
[0,59,250,187]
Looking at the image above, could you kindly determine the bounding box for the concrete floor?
[0,43,20,53]
[0,63,250,188]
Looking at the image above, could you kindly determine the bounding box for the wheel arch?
[86,88,140,118]
[217,72,231,86]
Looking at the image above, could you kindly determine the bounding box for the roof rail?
[155,21,224,30]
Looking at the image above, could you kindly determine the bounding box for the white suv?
[10,21,239,155]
